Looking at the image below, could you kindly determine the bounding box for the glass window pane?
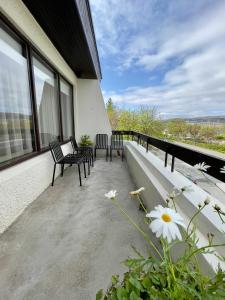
[60,78,74,140]
[33,57,59,147]
[0,26,34,164]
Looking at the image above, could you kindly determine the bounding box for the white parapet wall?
[76,79,112,142]
[125,141,225,274]
[0,143,73,234]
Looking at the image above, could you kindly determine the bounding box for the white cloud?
[90,0,225,118]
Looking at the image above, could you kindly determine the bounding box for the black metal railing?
[112,130,225,183]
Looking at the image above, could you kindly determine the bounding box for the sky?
[90,0,225,119]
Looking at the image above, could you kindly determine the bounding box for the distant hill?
[184,116,225,124]
[165,115,225,124]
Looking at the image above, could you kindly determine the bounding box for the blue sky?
[90,0,225,119]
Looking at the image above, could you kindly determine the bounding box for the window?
[0,26,35,163]
[60,78,74,140]
[32,56,60,148]
[0,17,75,169]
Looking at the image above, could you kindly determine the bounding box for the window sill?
[0,141,71,171]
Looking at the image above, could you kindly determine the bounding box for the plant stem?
[136,194,148,214]
[216,211,225,224]
[111,197,163,260]
[171,198,177,212]
[187,205,206,235]
[186,243,225,261]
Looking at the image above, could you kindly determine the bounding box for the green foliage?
[97,188,225,300]
[106,98,119,130]
[106,98,117,113]
[215,134,225,140]
[79,134,93,147]
[184,141,225,154]
[166,119,188,138]
[105,98,225,153]
[200,126,217,142]
[106,98,164,137]
[97,254,225,299]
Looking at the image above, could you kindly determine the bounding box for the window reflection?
[33,57,59,147]
[60,78,74,140]
[0,27,34,163]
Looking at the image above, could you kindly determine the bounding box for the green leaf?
[112,275,119,285]
[129,277,143,291]
[117,287,128,300]
[142,276,151,289]
[96,289,104,300]
[130,291,141,300]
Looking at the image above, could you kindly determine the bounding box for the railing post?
[146,141,149,152]
[165,152,168,167]
[171,156,175,172]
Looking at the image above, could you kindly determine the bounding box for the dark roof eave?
[22,0,102,79]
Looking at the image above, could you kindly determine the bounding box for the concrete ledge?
[125,141,225,273]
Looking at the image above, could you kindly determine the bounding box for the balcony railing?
[112,130,225,183]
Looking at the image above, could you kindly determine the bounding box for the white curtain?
[33,57,59,147]
[0,27,33,163]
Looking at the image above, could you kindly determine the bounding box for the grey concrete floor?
[0,158,155,300]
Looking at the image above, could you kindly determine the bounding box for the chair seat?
[76,146,93,153]
[62,154,84,164]
[95,145,108,149]
[110,143,124,150]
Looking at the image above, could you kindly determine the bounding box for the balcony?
[0,133,224,299]
[0,158,157,299]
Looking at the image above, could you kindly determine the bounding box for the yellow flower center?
[162,213,172,222]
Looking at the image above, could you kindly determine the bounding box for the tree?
[105,98,118,129]
[167,119,188,138]
[106,98,116,113]
[188,124,201,143]
[136,106,164,137]
[117,110,139,132]
[200,125,217,142]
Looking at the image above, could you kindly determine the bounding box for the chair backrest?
[49,141,64,163]
[96,134,108,149]
[111,134,123,149]
[70,136,78,152]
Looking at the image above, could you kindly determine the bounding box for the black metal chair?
[49,141,85,186]
[94,134,109,161]
[70,136,94,168]
[110,134,124,161]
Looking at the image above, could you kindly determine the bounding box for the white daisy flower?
[130,187,145,195]
[220,166,225,174]
[194,162,210,172]
[146,205,186,243]
[104,190,117,199]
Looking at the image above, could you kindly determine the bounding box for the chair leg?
[122,149,124,161]
[83,162,87,178]
[61,164,64,177]
[94,148,96,159]
[52,163,56,186]
[110,148,112,161]
[92,153,94,166]
[78,164,82,186]
[88,160,90,175]
[106,148,108,161]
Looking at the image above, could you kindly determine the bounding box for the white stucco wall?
[0,143,73,234]
[125,141,225,274]
[76,79,111,142]
[0,1,111,233]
